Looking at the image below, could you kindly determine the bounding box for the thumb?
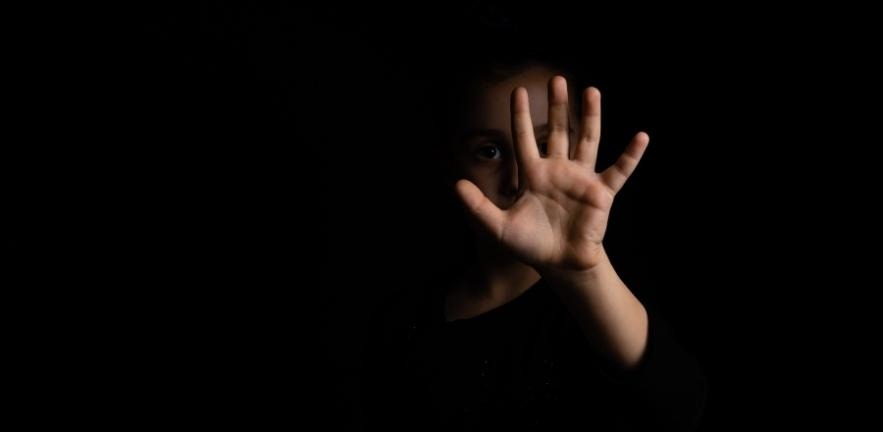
[455,179,505,237]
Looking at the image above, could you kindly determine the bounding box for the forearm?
[542,247,648,370]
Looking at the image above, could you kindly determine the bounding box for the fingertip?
[583,87,601,113]
[455,178,478,204]
[511,87,529,110]
[551,75,567,90]
[549,76,568,103]
[455,178,472,194]
[631,132,650,158]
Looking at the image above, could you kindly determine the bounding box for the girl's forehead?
[467,69,553,128]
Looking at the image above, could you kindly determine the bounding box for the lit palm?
[455,76,649,271]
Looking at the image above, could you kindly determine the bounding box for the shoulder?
[362,282,445,355]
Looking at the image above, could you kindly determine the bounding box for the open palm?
[456,77,649,271]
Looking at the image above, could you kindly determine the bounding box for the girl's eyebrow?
[462,128,508,142]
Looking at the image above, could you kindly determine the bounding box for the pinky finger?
[601,132,650,193]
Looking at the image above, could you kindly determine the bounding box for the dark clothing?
[360,278,706,431]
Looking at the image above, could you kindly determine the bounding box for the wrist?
[539,246,612,287]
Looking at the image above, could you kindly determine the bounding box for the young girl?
[359,57,707,431]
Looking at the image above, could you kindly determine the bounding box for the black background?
[14,2,875,429]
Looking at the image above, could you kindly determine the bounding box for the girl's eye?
[475,144,502,160]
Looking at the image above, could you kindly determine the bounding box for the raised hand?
[455,76,649,272]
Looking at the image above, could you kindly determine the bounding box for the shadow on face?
[451,66,578,210]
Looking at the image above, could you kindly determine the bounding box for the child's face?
[453,66,576,210]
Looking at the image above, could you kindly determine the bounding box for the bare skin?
[447,68,650,369]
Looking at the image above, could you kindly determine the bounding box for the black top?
[359,278,706,431]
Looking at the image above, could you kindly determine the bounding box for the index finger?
[511,87,540,167]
